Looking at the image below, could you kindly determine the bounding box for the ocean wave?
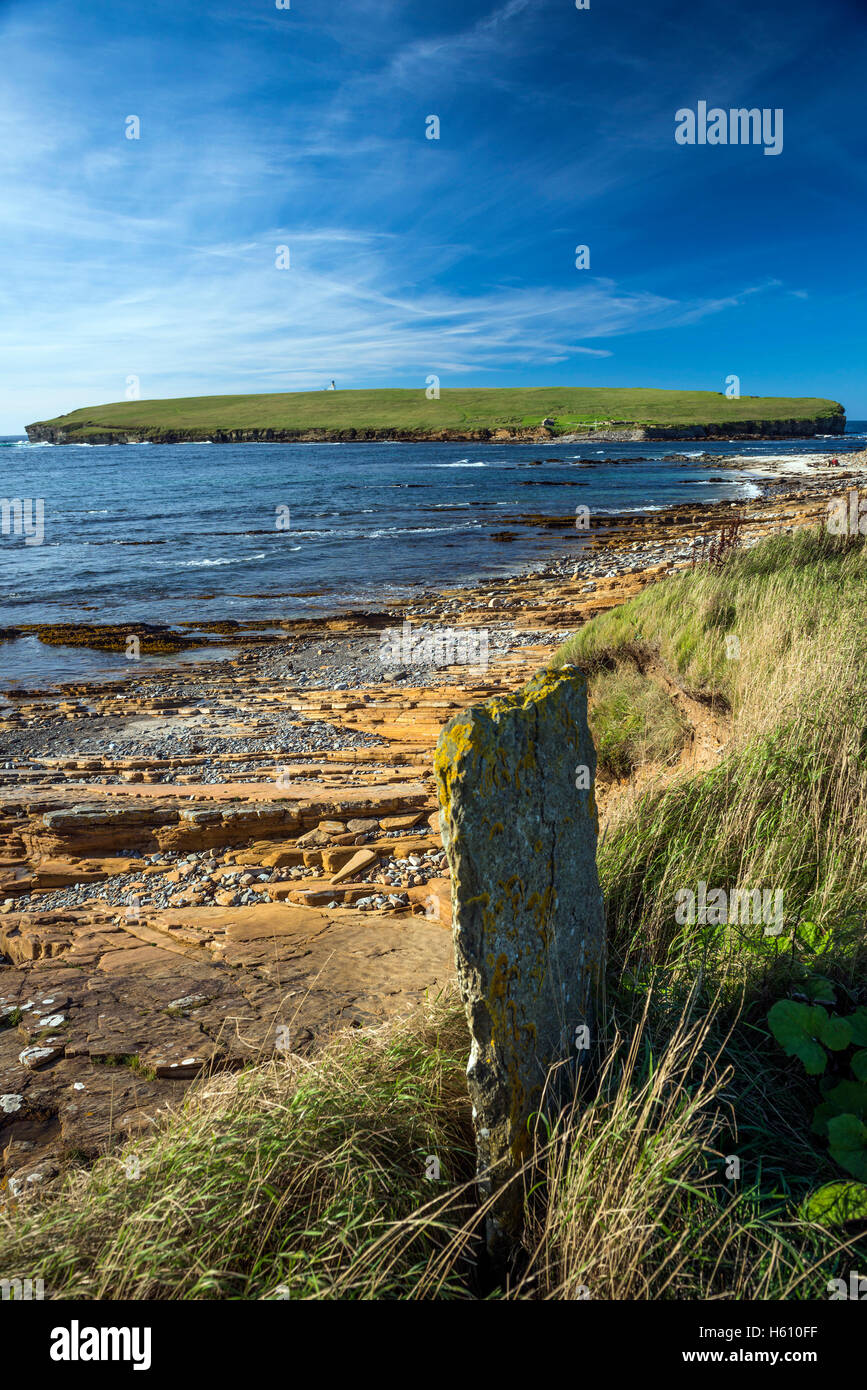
[433,461,488,468]
[153,552,269,568]
[368,524,482,538]
[291,523,482,540]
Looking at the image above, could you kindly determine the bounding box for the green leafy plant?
[768,988,867,1211]
[802,1181,867,1225]
[852,1051,867,1083]
[766,1000,850,1074]
[827,1115,867,1182]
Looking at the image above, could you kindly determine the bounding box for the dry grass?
[0,995,476,1300]
[555,530,867,973]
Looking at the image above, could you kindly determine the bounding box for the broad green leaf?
[825,1080,867,1118]
[821,1013,853,1051]
[796,921,834,957]
[767,1001,830,1074]
[843,1008,867,1047]
[812,1101,837,1138]
[852,1050,867,1084]
[802,1181,867,1226]
[828,1113,867,1181]
[803,975,836,1005]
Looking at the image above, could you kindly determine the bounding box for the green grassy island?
[25,385,846,445]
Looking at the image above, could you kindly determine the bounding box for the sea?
[1,425,865,689]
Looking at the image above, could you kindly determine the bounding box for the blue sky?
[0,0,864,433]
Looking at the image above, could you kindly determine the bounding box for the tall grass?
[587,663,689,776]
[1,984,856,1300]
[514,989,854,1300]
[555,530,867,974]
[0,997,476,1300]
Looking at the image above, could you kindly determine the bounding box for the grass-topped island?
[25,385,846,445]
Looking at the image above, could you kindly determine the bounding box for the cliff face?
[24,424,515,445]
[646,416,846,440]
[560,417,848,443]
[24,413,847,446]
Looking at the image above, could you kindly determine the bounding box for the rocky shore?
[1,457,863,1200]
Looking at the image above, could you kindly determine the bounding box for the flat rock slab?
[435,668,605,1256]
[96,781,431,805]
[0,900,453,1192]
[97,943,189,974]
[329,847,379,885]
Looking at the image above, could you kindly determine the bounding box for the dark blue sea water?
[1,427,864,688]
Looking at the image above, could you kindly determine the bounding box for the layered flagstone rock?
[0,606,586,1194]
[435,668,605,1258]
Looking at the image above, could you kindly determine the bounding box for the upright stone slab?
[434,668,605,1259]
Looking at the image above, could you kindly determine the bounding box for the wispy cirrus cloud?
[9,240,789,426]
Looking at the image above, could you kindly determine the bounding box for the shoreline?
[2,451,864,696]
[0,459,863,1195]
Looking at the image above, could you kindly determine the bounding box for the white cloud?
[2,217,786,431]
